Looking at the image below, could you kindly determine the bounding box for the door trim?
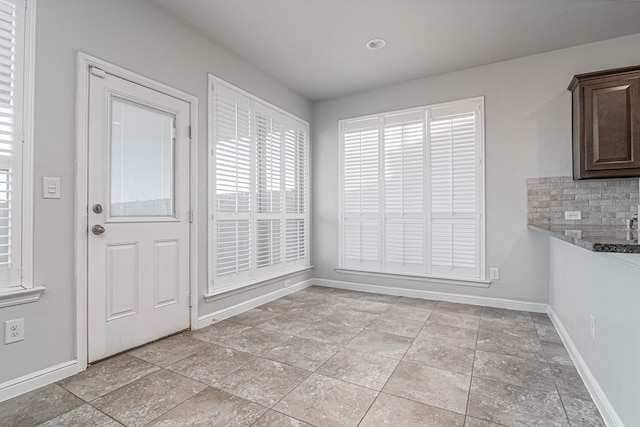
[75,52,199,369]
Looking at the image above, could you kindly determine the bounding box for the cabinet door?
[583,75,640,172]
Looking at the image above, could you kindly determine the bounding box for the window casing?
[209,77,309,294]
[339,97,485,281]
[0,0,34,292]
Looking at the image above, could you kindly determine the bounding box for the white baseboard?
[548,308,623,427]
[196,279,313,329]
[313,278,548,313]
[0,360,81,403]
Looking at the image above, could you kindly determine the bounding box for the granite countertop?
[528,224,640,253]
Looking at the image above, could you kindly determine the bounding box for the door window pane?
[110,98,175,217]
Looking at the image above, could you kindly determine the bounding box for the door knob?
[92,224,105,235]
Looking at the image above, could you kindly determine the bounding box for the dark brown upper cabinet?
[569,65,640,179]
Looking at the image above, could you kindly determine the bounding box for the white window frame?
[338,97,487,285]
[0,0,41,307]
[207,75,310,297]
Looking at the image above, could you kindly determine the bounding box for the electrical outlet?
[589,314,596,340]
[4,318,24,344]
[489,268,500,280]
[284,279,292,288]
[565,211,581,220]
[565,229,582,239]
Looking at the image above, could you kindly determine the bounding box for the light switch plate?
[42,177,61,199]
[489,267,500,280]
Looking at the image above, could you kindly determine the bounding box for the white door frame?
[74,52,199,369]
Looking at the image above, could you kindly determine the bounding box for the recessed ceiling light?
[365,38,386,50]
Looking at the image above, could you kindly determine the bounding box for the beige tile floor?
[0,286,605,427]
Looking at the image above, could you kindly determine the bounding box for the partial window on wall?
[0,0,34,292]
[339,97,485,281]
[209,77,309,295]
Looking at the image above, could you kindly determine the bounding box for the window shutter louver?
[383,111,425,273]
[212,85,253,284]
[210,79,309,293]
[284,116,307,265]
[428,102,481,278]
[0,169,10,267]
[0,1,14,160]
[342,119,380,269]
[255,103,282,270]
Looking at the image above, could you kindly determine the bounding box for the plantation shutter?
[212,84,253,287]
[0,1,14,160]
[428,100,481,278]
[0,0,21,286]
[254,102,283,272]
[210,78,310,294]
[342,118,380,270]
[383,111,425,273]
[284,116,308,268]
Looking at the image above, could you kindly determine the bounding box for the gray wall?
[549,238,640,426]
[311,33,640,304]
[0,0,311,384]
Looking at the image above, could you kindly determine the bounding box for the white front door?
[87,68,191,362]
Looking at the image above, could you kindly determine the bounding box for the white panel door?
[87,69,190,362]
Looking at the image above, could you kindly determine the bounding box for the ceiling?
[149,0,640,101]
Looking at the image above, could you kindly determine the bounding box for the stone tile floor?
[0,286,605,426]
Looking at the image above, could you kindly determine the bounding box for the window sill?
[204,266,314,303]
[334,268,491,288]
[0,285,46,308]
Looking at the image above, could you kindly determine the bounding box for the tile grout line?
[36,290,593,427]
[260,292,432,424]
[356,302,439,426]
[354,300,422,426]
[131,327,291,425]
[263,296,395,426]
[84,400,129,427]
[57,360,178,427]
[537,316,575,427]
[177,291,390,425]
[87,364,212,427]
[463,307,482,423]
[248,409,316,427]
[539,309,576,427]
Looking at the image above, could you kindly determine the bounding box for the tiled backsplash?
[527,176,640,226]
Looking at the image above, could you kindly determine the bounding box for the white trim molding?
[334,268,491,288]
[548,308,623,427]
[0,0,37,293]
[19,0,36,290]
[203,266,314,302]
[0,285,45,308]
[197,279,313,329]
[313,278,547,312]
[0,360,81,403]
